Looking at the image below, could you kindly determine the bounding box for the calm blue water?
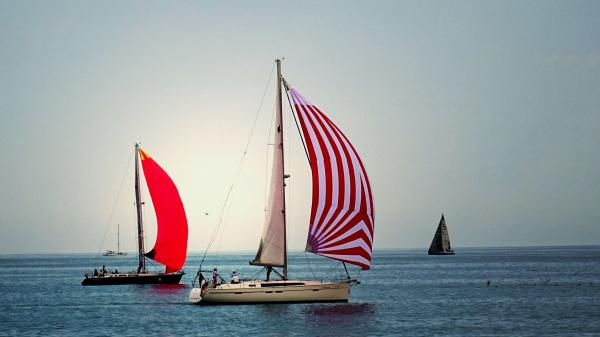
[1,247,600,336]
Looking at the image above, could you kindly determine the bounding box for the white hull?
[189,279,351,305]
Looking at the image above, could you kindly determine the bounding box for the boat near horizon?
[102,223,127,256]
[428,214,455,255]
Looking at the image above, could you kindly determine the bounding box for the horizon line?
[1,244,599,256]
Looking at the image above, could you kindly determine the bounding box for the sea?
[1,246,599,337]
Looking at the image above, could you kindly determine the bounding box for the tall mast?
[134,143,146,273]
[117,223,120,254]
[276,59,288,280]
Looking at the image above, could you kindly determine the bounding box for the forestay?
[290,88,375,269]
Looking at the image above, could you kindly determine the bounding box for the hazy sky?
[1,0,599,254]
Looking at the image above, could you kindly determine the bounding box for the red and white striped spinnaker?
[289,87,374,270]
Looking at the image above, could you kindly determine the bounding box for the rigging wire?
[195,62,276,280]
[263,102,277,210]
[142,203,147,258]
[304,251,317,280]
[283,81,311,165]
[96,151,133,258]
[211,180,238,258]
[285,90,293,278]
[283,79,319,278]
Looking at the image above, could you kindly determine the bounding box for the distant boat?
[189,59,374,304]
[102,223,127,256]
[428,214,454,255]
[82,144,188,286]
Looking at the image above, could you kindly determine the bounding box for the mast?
[117,223,120,254]
[134,144,146,272]
[277,59,288,279]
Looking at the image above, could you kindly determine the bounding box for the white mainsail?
[251,78,286,267]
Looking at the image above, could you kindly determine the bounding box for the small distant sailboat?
[189,60,374,304]
[82,144,188,286]
[103,223,127,256]
[428,214,454,255]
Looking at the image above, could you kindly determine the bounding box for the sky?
[0,0,599,254]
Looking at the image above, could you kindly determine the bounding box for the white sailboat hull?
[189,280,351,305]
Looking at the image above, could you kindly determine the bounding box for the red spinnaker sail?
[290,88,374,270]
[139,148,188,273]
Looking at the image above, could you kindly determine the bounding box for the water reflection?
[302,303,376,334]
[258,303,292,314]
[305,302,376,317]
[139,284,188,297]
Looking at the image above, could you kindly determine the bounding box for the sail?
[428,214,452,254]
[251,87,286,267]
[290,87,375,270]
[139,148,188,273]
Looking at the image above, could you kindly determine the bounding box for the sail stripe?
[295,101,327,236]
[318,238,372,257]
[317,253,371,269]
[293,95,336,239]
[305,102,354,242]
[307,105,336,238]
[290,87,374,270]
[295,93,359,245]
[314,109,363,244]
[320,219,372,250]
[298,101,343,240]
[300,94,366,246]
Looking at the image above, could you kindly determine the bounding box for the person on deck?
[101,265,107,276]
[212,268,218,287]
[199,272,209,295]
[231,271,240,284]
[93,269,98,277]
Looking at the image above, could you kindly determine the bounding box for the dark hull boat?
[428,214,454,255]
[82,144,188,286]
[82,271,184,286]
[428,251,455,255]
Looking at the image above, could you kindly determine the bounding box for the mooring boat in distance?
[189,59,375,304]
[103,223,127,256]
[82,144,188,286]
[428,214,454,255]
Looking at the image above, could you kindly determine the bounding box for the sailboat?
[189,59,374,304]
[103,223,127,256]
[82,144,188,286]
[428,214,454,255]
